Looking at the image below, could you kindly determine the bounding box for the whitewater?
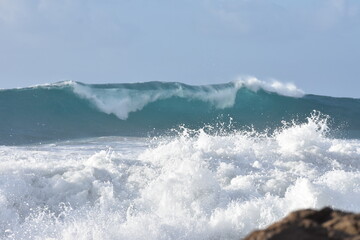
[0,78,360,239]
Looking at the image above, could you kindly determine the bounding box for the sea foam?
[72,77,304,120]
[1,113,359,239]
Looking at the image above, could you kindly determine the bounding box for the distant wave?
[0,79,359,145]
[72,77,304,120]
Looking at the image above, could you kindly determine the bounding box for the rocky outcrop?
[243,207,360,240]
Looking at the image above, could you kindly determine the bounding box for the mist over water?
[1,79,360,239]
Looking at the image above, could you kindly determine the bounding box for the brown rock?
[243,207,360,240]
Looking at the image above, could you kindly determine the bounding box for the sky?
[0,0,359,97]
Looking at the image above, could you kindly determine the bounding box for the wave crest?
[72,77,304,120]
[234,77,304,98]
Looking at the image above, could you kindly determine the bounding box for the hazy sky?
[0,0,359,97]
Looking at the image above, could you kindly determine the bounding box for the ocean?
[1,78,360,239]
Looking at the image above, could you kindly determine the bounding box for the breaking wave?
[0,78,359,145]
[1,113,360,239]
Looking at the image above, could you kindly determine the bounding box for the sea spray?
[1,113,360,239]
[72,77,304,120]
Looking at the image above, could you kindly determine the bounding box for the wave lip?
[72,77,305,120]
[233,77,304,98]
[1,78,360,145]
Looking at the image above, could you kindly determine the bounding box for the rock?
[243,207,360,240]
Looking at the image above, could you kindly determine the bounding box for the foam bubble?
[1,115,359,239]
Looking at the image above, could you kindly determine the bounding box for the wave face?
[1,79,360,145]
[1,79,360,239]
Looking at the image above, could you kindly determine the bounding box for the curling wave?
[0,78,359,145]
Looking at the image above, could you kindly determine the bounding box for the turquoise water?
[1,80,359,145]
[1,80,360,239]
